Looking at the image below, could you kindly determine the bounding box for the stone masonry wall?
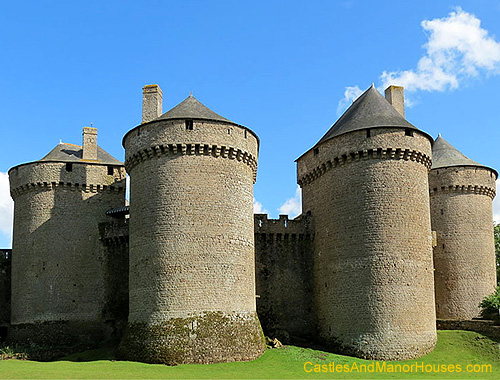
[0,249,11,340]
[8,161,126,346]
[297,127,436,360]
[99,218,130,339]
[119,118,264,364]
[254,214,314,343]
[429,166,497,320]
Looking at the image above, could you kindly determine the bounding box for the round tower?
[296,85,436,360]
[8,127,126,346]
[429,135,497,319]
[118,86,264,365]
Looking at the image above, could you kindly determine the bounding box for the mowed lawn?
[0,331,499,379]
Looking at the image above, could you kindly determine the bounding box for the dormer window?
[185,120,193,130]
[66,163,73,172]
[405,129,413,137]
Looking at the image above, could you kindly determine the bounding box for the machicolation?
[2,83,497,364]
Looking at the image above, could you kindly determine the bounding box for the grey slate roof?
[106,205,130,217]
[431,135,495,176]
[39,143,122,165]
[155,94,233,123]
[317,85,423,144]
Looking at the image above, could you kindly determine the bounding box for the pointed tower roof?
[39,143,122,165]
[155,94,233,123]
[317,85,428,144]
[431,135,496,176]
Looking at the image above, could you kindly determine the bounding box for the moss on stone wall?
[117,311,265,365]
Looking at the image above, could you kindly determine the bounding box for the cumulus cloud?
[0,172,13,246]
[493,179,500,224]
[381,7,500,91]
[278,186,302,219]
[339,8,500,113]
[336,85,363,116]
[253,198,268,214]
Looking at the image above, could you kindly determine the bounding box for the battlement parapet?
[429,184,496,199]
[125,142,258,182]
[10,181,125,198]
[99,220,129,246]
[298,147,431,186]
[254,213,312,238]
[0,249,11,262]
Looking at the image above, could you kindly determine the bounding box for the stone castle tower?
[430,135,497,319]
[296,85,437,360]
[8,128,126,345]
[118,85,265,364]
[3,82,497,364]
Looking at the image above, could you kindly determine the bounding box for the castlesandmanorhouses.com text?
[304,361,492,373]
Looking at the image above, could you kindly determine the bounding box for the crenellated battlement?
[99,219,129,246]
[10,181,125,198]
[298,147,431,186]
[429,184,496,199]
[125,142,258,182]
[254,213,312,238]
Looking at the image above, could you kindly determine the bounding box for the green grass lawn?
[0,331,499,379]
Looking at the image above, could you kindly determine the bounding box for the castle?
[0,83,496,364]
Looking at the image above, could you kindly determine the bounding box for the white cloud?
[253,198,268,214]
[381,7,500,92]
[493,179,500,224]
[337,85,363,116]
[278,186,302,219]
[339,8,500,112]
[0,172,13,247]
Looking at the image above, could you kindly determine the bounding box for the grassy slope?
[0,331,499,379]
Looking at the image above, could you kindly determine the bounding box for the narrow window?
[366,129,371,138]
[107,166,114,175]
[227,128,231,135]
[244,130,248,138]
[66,163,73,172]
[185,120,193,130]
[440,209,444,215]
[314,147,319,155]
[405,129,414,137]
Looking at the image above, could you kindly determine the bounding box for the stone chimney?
[142,84,163,123]
[82,127,98,160]
[384,85,405,118]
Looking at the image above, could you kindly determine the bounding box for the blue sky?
[2,0,500,248]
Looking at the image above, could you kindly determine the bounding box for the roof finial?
[189,91,193,97]
[438,133,442,138]
[371,82,375,88]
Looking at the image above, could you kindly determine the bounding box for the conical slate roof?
[317,85,422,144]
[155,94,233,123]
[431,135,495,175]
[39,143,122,165]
